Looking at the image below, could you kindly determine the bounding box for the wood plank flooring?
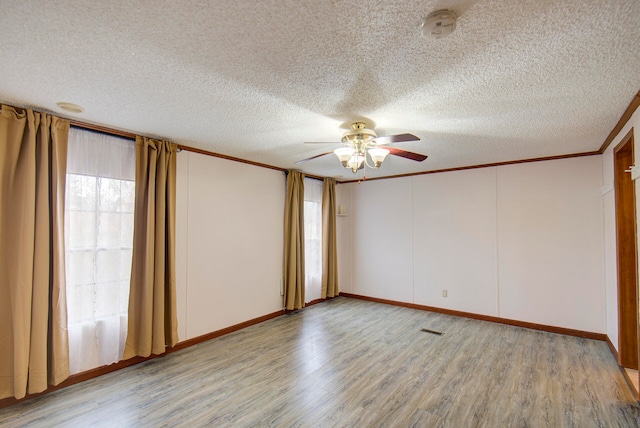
[626,368,639,396]
[1,297,639,427]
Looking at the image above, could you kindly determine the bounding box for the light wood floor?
[1,297,639,427]
[626,368,639,395]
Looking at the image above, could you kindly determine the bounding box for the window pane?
[121,213,134,247]
[99,177,123,212]
[120,249,133,281]
[95,282,123,319]
[304,178,323,302]
[65,127,135,375]
[96,249,124,283]
[121,180,135,213]
[66,211,96,249]
[119,280,131,313]
[67,284,95,323]
[66,174,96,211]
[97,213,125,248]
[66,250,95,286]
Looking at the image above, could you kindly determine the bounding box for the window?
[65,128,135,374]
[304,178,323,302]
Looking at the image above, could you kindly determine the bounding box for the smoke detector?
[421,10,457,40]
[56,102,84,113]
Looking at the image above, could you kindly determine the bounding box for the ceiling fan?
[297,122,427,174]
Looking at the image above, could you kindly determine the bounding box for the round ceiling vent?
[421,10,457,40]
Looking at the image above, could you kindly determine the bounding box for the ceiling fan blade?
[379,146,428,162]
[304,141,342,144]
[372,133,420,144]
[295,151,334,164]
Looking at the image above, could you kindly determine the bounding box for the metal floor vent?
[421,328,443,336]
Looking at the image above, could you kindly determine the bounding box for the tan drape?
[283,171,305,310]
[321,178,339,298]
[0,105,70,400]
[123,136,178,359]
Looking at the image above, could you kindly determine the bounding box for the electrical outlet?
[442,290,448,298]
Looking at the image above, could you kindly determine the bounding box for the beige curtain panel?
[123,136,178,359]
[0,105,70,400]
[283,170,305,310]
[321,178,339,298]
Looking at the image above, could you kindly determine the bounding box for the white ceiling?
[1,0,639,180]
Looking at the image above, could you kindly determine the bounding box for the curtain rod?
[2,103,332,181]
[70,119,137,140]
[69,119,327,181]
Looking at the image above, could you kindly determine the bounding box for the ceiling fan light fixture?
[347,152,365,174]
[334,147,356,167]
[368,148,390,168]
[298,122,425,173]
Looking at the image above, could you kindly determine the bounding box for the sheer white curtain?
[65,128,135,374]
[304,178,323,302]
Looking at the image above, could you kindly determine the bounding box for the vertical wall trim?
[494,167,501,317]
[350,184,355,294]
[184,152,190,338]
[601,153,610,341]
[411,177,415,303]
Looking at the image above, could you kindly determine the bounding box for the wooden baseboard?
[604,335,640,401]
[0,309,285,409]
[339,293,606,341]
[283,297,336,314]
[306,296,337,307]
[306,298,326,307]
[171,310,284,352]
[606,335,619,361]
[620,366,639,399]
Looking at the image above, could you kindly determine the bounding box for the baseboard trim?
[171,309,284,352]
[604,335,640,401]
[619,366,639,399]
[0,309,285,409]
[340,293,606,341]
[306,296,337,307]
[306,298,326,307]
[605,335,619,361]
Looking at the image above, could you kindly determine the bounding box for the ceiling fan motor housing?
[342,122,377,148]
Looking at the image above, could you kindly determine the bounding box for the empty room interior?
[2,0,640,426]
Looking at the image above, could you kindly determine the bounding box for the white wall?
[176,152,284,340]
[413,168,498,316]
[496,158,604,332]
[351,178,414,302]
[602,106,640,351]
[338,156,606,333]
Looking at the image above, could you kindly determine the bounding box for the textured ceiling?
[1,0,639,180]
